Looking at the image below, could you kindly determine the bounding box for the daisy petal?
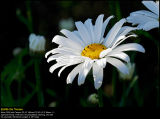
[94,14,104,43]
[112,34,137,49]
[58,60,82,77]
[45,48,61,58]
[104,18,126,47]
[111,43,145,53]
[84,19,95,44]
[142,1,159,15]
[108,52,130,63]
[78,60,93,85]
[52,35,83,50]
[93,63,103,89]
[106,57,129,74]
[141,21,159,31]
[75,21,91,45]
[67,63,83,84]
[96,58,107,68]
[131,10,158,19]
[60,29,84,47]
[101,15,114,38]
[49,63,66,73]
[99,48,112,58]
[47,54,63,63]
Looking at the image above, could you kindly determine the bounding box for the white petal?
[45,47,80,59]
[112,34,137,49]
[60,29,85,47]
[93,63,103,89]
[78,60,93,85]
[96,58,107,68]
[49,63,66,73]
[106,57,129,74]
[127,14,156,26]
[47,54,63,63]
[75,21,91,45]
[111,43,145,53]
[67,63,83,84]
[45,48,61,58]
[141,21,159,31]
[107,52,130,63]
[117,26,138,37]
[58,60,82,77]
[94,14,104,43]
[56,55,84,64]
[131,10,158,19]
[72,30,86,47]
[84,19,95,44]
[142,1,159,15]
[104,18,126,47]
[101,15,114,38]
[99,48,112,58]
[52,35,83,50]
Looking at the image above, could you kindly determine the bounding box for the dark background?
[0,0,159,110]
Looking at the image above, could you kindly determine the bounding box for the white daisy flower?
[29,33,46,52]
[119,62,135,80]
[45,14,145,89]
[13,47,22,56]
[59,18,75,31]
[127,1,159,31]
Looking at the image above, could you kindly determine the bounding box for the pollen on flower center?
[81,43,107,59]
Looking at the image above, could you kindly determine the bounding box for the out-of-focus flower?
[45,14,145,89]
[127,1,159,31]
[13,47,22,56]
[29,33,46,52]
[88,93,99,105]
[59,18,75,31]
[48,101,57,107]
[119,62,135,80]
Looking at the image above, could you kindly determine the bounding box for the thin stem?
[18,80,21,101]
[97,88,103,107]
[26,1,33,33]
[119,76,138,107]
[34,58,44,107]
[115,0,122,20]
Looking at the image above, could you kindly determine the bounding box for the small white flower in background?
[127,0,159,31]
[29,33,46,52]
[88,93,99,104]
[59,18,75,31]
[13,47,22,56]
[48,101,57,107]
[45,14,145,90]
[119,62,135,80]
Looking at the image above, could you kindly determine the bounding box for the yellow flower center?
[81,43,107,59]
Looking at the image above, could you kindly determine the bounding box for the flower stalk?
[97,88,103,107]
[34,58,44,107]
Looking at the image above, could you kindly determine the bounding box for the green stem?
[26,1,33,33]
[119,76,138,107]
[18,80,21,101]
[97,88,103,107]
[115,0,122,20]
[34,58,44,107]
